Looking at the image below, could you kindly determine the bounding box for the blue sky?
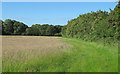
[1,0,117,2]
[2,2,118,27]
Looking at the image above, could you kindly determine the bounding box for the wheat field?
[2,36,72,72]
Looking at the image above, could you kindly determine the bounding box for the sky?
[2,2,118,27]
[1,0,117,2]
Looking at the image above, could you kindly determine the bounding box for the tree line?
[62,2,120,45]
[0,19,63,36]
[0,2,119,45]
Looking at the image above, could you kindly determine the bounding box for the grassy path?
[60,38,118,72]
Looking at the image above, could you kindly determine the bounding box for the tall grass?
[2,37,118,72]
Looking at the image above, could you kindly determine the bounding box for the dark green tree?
[3,19,14,35]
[13,21,28,35]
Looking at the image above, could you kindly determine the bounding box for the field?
[2,36,118,72]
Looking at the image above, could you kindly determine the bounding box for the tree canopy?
[1,19,63,36]
[62,3,120,45]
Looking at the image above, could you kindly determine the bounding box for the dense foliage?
[0,19,63,36]
[62,2,120,45]
[24,24,63,36]
[1,19,28,35]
